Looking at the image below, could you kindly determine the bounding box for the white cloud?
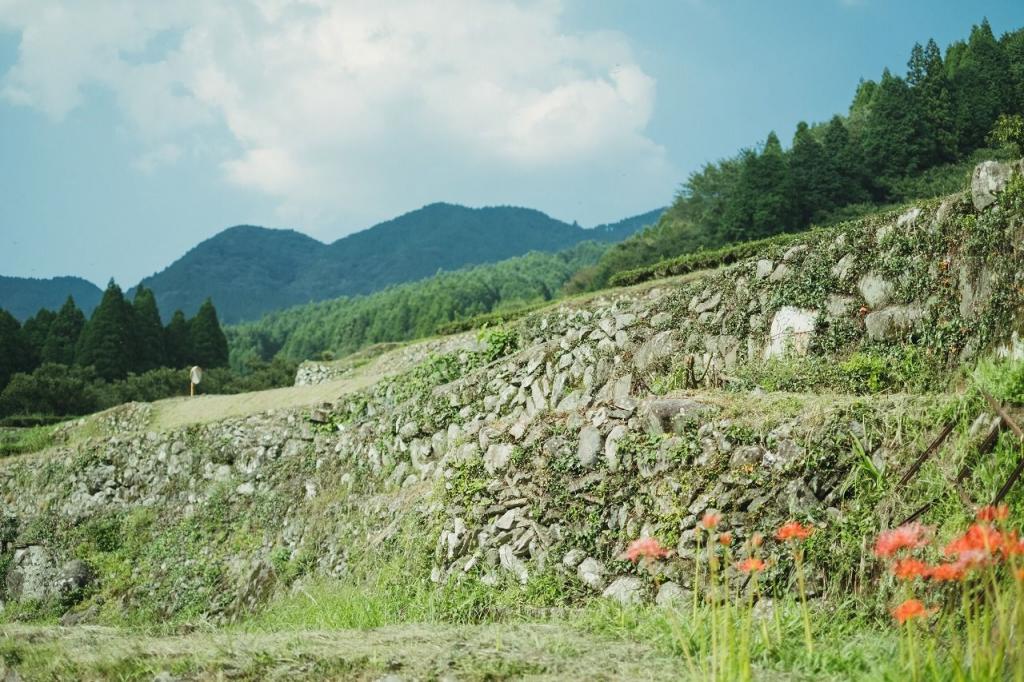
[0,0,675,229]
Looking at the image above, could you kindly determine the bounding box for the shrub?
[0,363,104,418]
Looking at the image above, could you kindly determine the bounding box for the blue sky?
[1,1,1022,287]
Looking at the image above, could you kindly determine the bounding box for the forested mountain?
[588,209,667,240]
[138,203,663,324]
[227,242,608,366]
[570,20,1024,292]
[0,275,102,321]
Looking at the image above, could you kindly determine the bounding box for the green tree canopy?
[132,286,167,372]
[862,69,927,185]
[164,310,191,369]
[76,281,136,381]
[949,20,1014,151]
[0,309,33,391]
[0,363,103,417]
[41,296,86,366]
[20,308,56,371]
[189,299,229,368]
[789,122,831,225]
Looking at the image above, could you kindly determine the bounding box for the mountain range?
[2,204,662,323]
[0,275,103,322]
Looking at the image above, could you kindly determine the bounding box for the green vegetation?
[227,242,606,365]
[571,21,1024,293]
[0,424,57,457]
[139,205,661,324]
[0,283,287,422]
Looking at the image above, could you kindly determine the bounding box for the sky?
[1,1,1022,287]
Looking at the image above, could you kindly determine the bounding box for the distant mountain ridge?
[136,204,664,323]
[0,275,102,322]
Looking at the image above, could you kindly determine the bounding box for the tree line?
[571,20,1024,291]
[0,282,256,422]
[228,242,607,365]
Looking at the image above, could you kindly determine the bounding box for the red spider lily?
[976,504,1009,523]
[874,522,931,558]
[891,558,929,581]
[776,521,813,542]
[927,563,965,582]
[892,598,936,625]
[944,523,1005,559]
[624,537,671,563]
[737,557,766,573]
[701,511,721,530]
[997,529,1023,557]
[718,532,733,546]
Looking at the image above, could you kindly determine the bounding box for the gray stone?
[484,443,514,474]
[755,260,774,279]
[577,427,603,467]
[640,399,716,435]
[959,265,996,320]
[729,445,762,469]
[782,245,808,261]
[602,576,644,605]
[857,272,894,309]
[825,294,854,318]
[693,291,722,314]
[494,508,519,531]
[55,560,94,604]
[556,390,588,414]
[972,159,1021,210]
[5,545,55,602]
[764,439,804,470]
[764,307,817,358]
[655,581,690,607]
[499,544,528,584]
[615,313,637,329]
[562,549,586,568]
[864,305,926,341]
[605,424,628,471]
[634,331,675,372]
[577,557,607,590]
[651,312,672,327]
[705,334,740,369]
[769,263,792,282]
[831,254,855,280]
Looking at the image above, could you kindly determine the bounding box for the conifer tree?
[1003,28,1024,113]
[0,309,32,391]
[188,299,230,368]
[131,286,167,372]
[789,122,830,225]
[75,280,136,381]
[821,116,869,207]
[950,20,1013,151]
[41,297,86,366]
[908,40,958,165]
[862,69,926,187]
[751,132,795,238]
[164,310,191,368]
[20,308,56,371]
